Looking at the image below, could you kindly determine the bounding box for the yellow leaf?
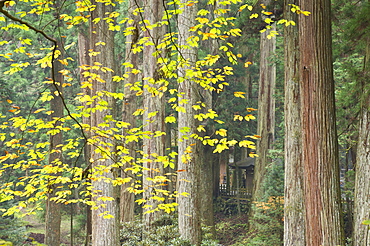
[287,21,296,26]
[249,153,258,158]
[234,91,245,98]
[196,17,209,24]
[6,1,15,7]
[233,115,243,121]
[165,116,176,123]
[92,18,101,24]
[239,140,255,148]
[244,61,252,67]
[34,108,45,113]
[216,129,227,137]
[197,125,206,132]
[246,107,257,112]
[59,59,68,66]
[244,114,256,121]
[192,104,201,110]
[264,18,274,24]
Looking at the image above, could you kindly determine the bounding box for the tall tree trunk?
[299,0,344,244]
[90,1,119,245]
[120,0,140,223]
[77,27,93,246]
[142,0,166,227]
[200,144,215,231]
[252,0,276,202]
[353,36,370,245]
[45,40,64,246]
[283,0,305,245]
[199,10,219,230]
[177,1,202,244]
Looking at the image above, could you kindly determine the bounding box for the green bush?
[120,218,191,246]
[214,197,250,216]
[245,158,284,246]
[0,201,27,246]
[120,215,221,246]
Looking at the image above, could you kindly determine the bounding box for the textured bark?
[353,37,370,246]
[252,0,276,202]
[299,0,344,244]
[90,2,119,245]
[239,40,254,100]
[283,0,305,245]
[199,10,218,231]
[199,96,214,230]
[200,145,215,231]
[120,0,139,223]
[45,41,63,246]
[142,0,166,227]
[177,1,201,244]
[77,28,93,246]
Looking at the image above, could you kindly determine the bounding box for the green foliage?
[120,215,221,246]
[214,197,250,216]
[0,202,27,245]
[246,157,284,246]
[214,215,249,246]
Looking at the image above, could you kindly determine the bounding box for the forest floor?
[22,214,72,245]
[214,212,249,245]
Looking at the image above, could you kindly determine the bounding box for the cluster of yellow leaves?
[289,4,311,16]
[0,0,307,217]
[254,196,284,211]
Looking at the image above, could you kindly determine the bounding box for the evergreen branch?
[0,2,90,156]
[0,3,57,44]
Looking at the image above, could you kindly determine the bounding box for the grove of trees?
[0,0,369,245]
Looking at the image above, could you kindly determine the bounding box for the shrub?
[120,215,221,246]
[245,158,284,246]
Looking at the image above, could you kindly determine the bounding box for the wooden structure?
[219,157,255,201]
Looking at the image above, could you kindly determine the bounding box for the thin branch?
[0,4,57,44]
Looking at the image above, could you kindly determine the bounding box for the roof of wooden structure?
[230,157,255,169]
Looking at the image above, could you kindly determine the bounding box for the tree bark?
[177,1,202,244]
[120,0,140,223]
[77,27,93,246]
[200,144,215,231]
[45,40,64,246]
[283,0,305,245]
[90,2,120,245]
[199,9,219,231]
[299,0,344,244]
[142,0,166,227]
[353,36,370,246]
[252,0,276,202]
